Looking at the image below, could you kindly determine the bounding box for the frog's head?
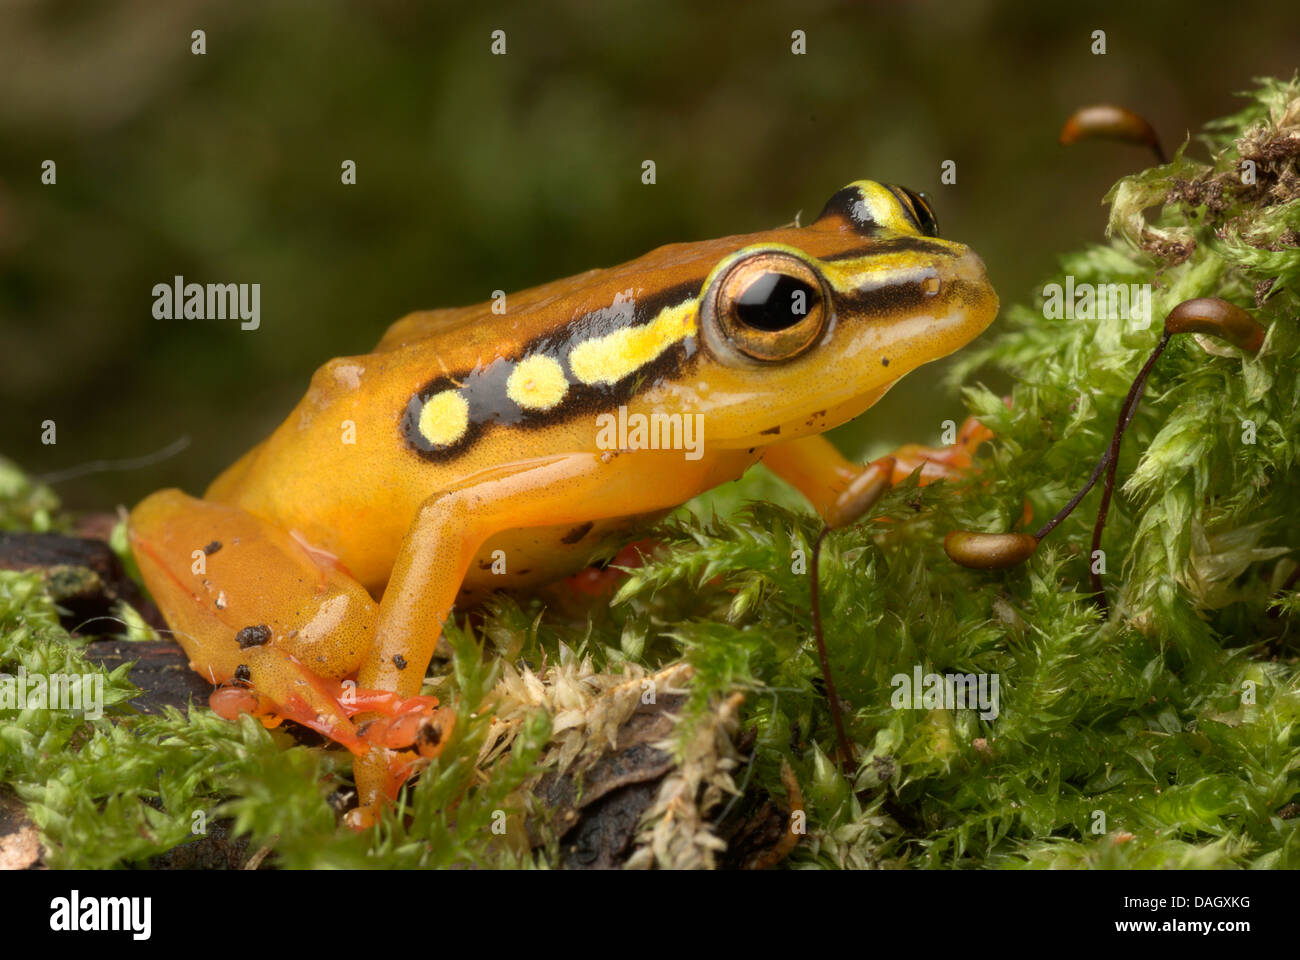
[680,180,998,447]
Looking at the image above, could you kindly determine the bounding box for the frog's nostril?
[921,275,941,297]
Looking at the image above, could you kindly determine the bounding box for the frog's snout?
[943,243,991,289]
[937,245,999,342]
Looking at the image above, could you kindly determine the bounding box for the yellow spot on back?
[418,389,470,446]
[569,300,697,386]
[506,354,568,410]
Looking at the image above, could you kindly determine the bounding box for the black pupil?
[734,273,817,331]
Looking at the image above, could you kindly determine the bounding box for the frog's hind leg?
[347,449,753,823]
[128,489,411,753]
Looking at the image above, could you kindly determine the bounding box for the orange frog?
[128,181,998,824]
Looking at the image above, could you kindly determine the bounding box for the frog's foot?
[878,415,993,486]
[761,418,995,530]
[819,417,994,527]
[207,647,370,754]
[348,689,448,752]
[129,489,385,752]
[344,707,457,830]
[562,538,659,597]
[211,671,446,750]
[875,415,1032,527]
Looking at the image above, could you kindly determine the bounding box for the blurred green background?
[1,0,1294,508]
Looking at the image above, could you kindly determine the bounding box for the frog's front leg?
[128,491,441,754]
[761,417,992,525]
[350,449,748,822]
[879,416,993,484]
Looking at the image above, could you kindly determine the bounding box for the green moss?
[3,77,1299,869]
[620,76,1300,868]
[0,457,65,533]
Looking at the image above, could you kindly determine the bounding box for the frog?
[127,180,998,825]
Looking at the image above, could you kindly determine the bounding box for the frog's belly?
[457,511,668,601]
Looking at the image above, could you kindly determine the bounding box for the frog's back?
[201,187,995,592]
[202,242,732,586]
[213,234,766,506]
[369,227,861,355]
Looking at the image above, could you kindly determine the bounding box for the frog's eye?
[714,252,827,362]
[887,185,941,237]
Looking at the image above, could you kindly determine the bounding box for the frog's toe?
[342,758,421,830]
[884,415,993,484]
[206,647,369,754]
[342,685,452,752]
[343,748,422,830]
[341,707,456,829]
[338,686,440,719]
[210,683,369,754]
[209,684,266,721]
[357,703,455,754]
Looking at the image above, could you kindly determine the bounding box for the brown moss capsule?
[1164,297,1265,353]
[1059,104,1166,164]
[826,457,895,530]
[944,530,1039,570]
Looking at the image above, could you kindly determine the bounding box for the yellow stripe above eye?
[820,250,946,292]
[568,300,697,386]
[506,354,568,410]
[845,180,916,234]
[417,389,470,446]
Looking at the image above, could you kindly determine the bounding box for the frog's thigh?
[129,490,377,733]
[359,451,730,698]
[760,434,861,518]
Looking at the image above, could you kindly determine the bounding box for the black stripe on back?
[403,279,704,462]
